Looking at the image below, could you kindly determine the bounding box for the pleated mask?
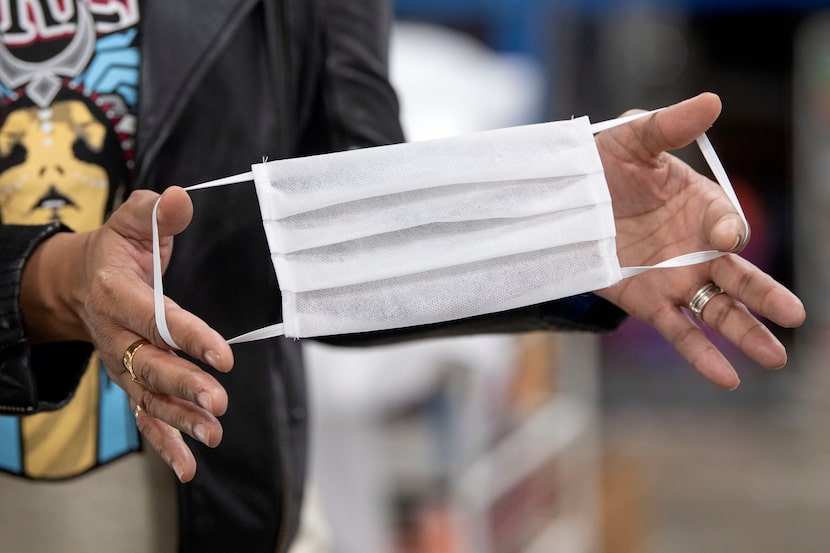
[151,109,746,347]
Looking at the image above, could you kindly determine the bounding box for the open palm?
[593,93,805,389]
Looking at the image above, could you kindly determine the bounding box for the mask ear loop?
[151,171,286,350]
[589,110,749,279]
[151,198,179,350]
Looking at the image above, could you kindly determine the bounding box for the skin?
[17,92,806,481]
[21,186,232,482]
[594,92,805,390]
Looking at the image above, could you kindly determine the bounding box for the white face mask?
[151,109,746,348]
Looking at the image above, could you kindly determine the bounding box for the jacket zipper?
[0,405,34,414]
[0,342,36,414]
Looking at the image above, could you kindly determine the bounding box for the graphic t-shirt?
[0,0,141,478]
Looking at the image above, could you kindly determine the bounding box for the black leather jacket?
[0,1,626,551]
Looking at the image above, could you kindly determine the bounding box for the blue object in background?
[395,0,830,56]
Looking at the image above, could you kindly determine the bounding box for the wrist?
[21,231,91,343]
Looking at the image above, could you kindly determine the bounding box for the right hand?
[22,187,234,482]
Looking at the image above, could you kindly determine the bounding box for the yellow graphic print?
[0,100,108,228]
[0,100,108,478]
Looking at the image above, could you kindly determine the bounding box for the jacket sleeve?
[295,0,405,155]
[0,224,93,414]
[319,294,627,347]
[307,0,626,344]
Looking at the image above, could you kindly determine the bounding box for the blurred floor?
[602,367,830,553]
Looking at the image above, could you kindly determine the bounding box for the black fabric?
[176,340,306,552]
[135,3,410,548]
[321,294,627,348]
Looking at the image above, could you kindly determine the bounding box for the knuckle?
[644,303,673,328]
[734,271,754,299]
[176,372,207,404]
[140,393,195,438]
[710,300,730,330]
[136,356,158,391]
[87,267,120,306]
[137,389,156,413]
[142,310,166,347]
[672,324,700,351]
[126,189,153,204]
[739,321,766,350]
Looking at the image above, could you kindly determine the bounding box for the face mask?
[151,109,746,348]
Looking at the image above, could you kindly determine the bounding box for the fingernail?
[172,461,184,482]
[205,349,219,368]
[194,424,210,445]
[197,392,213,412]
[730,234,743,252]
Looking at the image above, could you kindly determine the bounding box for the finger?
[109,186,193,240]
[155,186,194,237]
[711,255,806,329]
[91,269,233,373]
[134,405,197,483]
[696,175,749,253]
[155,297,234,373]
[123,361,224,450]
[115,336,228,416]
[650,306,741,390]
[648,95,748,251]
[137,389,224,449]
[694,292,787,370]
[639,92,723,155]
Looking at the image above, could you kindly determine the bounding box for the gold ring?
[122,339,151,383]
[688,282,725,320]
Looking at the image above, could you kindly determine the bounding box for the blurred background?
[302,1,830,552]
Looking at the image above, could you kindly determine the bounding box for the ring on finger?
[689,281,725,320]
[122,339,151,384]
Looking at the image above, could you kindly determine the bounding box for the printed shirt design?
[0,0,141,479]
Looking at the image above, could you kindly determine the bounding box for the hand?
[21,187,233,482]
[593,92,805,390]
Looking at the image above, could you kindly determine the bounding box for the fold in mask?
[151,109,747,348]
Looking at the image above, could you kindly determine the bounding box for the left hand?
[593,92,805,390]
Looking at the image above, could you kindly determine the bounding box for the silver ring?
[689,282,725,320]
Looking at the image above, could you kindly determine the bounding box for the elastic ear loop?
[152,109,747,348]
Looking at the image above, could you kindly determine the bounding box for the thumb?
[108,187,193,241]
[641,92,723,155]
[155,186,194,238]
